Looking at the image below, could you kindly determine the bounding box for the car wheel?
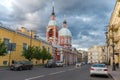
[19,67,22,71]
[29,67,32,70]
[9,67,13,71]
[13,67,17,71]
[90,74,93,77]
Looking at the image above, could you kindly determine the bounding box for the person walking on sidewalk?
[116,63,119,68]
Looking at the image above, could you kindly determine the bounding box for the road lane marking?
[24,68,75,80]
[49,71,65,75]
[24,75,45,80]
[68,68,75,71]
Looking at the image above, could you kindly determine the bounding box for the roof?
[59,28,72,37]
[48,20,58,26]
[0,25,50,45]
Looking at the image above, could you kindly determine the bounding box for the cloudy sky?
[0,0,116,50]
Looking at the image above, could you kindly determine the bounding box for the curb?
[0,68,8,71]
[108,73,114,79]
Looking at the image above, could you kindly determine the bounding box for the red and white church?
[46,4,77,65]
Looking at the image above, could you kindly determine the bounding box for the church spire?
[52,1,55,15]
[63,15,67,28]
[51,1,55,20]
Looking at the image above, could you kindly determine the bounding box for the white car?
[76,62,81,68]
[56,61,63,67]
[90,63,108,76]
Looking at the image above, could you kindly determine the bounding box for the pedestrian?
[12,60,15,64]
[116,63,119,68]
[67,62,69,66]
[36,61,37,65]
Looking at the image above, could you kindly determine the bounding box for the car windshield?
[13,61,23,64]
[56,61,61,63]
[76,62,81,64]
[47,61,52,63]
[92,64,105,67]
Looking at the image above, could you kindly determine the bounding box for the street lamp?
[105,32,109,66]
[30,30,32,47]
[111,25,116,71]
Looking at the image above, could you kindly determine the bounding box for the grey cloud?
[0,0,116,49]
[12,0,48,13]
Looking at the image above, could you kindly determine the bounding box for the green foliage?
[34,47,41,60]
[22,46,35,61]
[0,41,7,56]
[41,47,52,64]
[47,52,52,60]
[41,47,48,61]
[22,45,53,64]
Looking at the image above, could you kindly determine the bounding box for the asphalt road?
[0,65,113,80]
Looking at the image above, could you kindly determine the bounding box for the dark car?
[10,61,33,71]
[45,60,56,68]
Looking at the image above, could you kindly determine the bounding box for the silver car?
[90,63,108,76]
[76,62,81,68]
[56,61,63,67]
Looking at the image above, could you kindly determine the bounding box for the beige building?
[107,0,120,66]
[77,51,82,62]
[78,50,88,63]
[88,45,106,64]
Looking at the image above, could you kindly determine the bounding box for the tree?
[34,47,41,61]
[0,41,7,56]
[47,52,52,60]
[41,47,48,64]
[22,46,35,61]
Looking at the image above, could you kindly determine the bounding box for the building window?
[3,61,8,65]
[48,47,50,53]
[23,43,27,49]
[49,29,53,37]
[36,46,38,49]
[4,38,10,47]
[42,46,45,49]
[61,38,63,44]
[3,38,10,52]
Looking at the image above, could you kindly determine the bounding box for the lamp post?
[30,30,32,47]
[111,25,116,71]
[105,32,109,66]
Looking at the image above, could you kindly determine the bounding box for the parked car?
[56,61,64,67]
[10,61,33,71]
[76,62,81,68]
[81,62,86,65]
[90,63,108,76]
[44,60,56,68]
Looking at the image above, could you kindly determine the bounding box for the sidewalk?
[108,66,120,80]
[0,66,9,71]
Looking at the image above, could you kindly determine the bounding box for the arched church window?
[68,37,70,44]
[61,38,63,43]
[49,29,53,37]
[66,38,68,44]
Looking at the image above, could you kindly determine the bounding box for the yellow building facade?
[0,26,52,66]
[107,0,120,66]
[88,45,106,64]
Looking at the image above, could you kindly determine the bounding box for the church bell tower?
[46,2,59,45]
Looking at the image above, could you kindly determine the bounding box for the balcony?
[108,33,113,39]
[114,35,120,43]
[109,24,119,31]
[114,49,120,54]
[114,24,119,31]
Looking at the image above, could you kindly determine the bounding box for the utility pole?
[105,32,109,66]
[104,25,109,66]
[30,30,32,47]
[112,25,116,71]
